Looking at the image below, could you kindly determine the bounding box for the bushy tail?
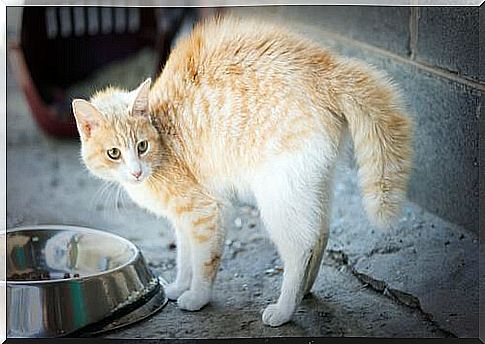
[338,59,413,229]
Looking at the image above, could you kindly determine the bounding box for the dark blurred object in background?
[8,7,219,139]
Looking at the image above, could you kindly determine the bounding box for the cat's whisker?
[90,180,113,210]
[114,184,123,215]
[109,183,130,218]
[106,182,119,214]
[119,185,130,210]
[93,181,120,221]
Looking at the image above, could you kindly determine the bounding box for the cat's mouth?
[120,174,148,185]
[128,176,147,184]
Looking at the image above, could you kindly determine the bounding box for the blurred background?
[5,5,483,339]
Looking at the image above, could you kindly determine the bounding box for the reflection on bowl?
[8,228,137,281]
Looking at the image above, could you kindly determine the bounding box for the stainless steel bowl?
[6,225,166,338]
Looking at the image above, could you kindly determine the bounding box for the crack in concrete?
[366,243,414,257]
[325,249,458,338]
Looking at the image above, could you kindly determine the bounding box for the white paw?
[262,303,293,327]
[177,290,210,311]
[165,282,189,301]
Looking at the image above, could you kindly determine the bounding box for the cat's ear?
[130,78,151,117]
[72,99,102,140]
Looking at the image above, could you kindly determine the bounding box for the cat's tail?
[336,59,413,229]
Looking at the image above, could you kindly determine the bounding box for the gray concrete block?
[416,7,480,81]
[480,5,484,83]
[404,75,480,234]
[256,6,411,57]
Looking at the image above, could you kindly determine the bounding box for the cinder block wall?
[232,6,482,235]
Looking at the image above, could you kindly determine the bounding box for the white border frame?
[1,1,483,343]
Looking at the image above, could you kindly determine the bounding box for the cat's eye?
[137,140,149,155]
[107,148,121,160]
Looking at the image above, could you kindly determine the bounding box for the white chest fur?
[123,183,169,218]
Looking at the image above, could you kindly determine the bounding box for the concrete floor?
[5,15,480,339]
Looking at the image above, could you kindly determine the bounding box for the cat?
[71,15,412,327]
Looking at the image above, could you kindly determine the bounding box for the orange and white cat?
[72,16,412,327]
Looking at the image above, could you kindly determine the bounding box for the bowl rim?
[5,224,142,285]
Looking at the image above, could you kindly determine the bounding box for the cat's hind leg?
[303,225,328,296]
[252,154,332,327]
[165,227,192,300]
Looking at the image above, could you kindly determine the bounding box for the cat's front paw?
[165,283,190,301]
[177,290,211,311]
[262,303,293,327]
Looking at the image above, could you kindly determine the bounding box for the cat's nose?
[131,170,142,179]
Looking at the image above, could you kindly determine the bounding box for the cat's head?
[72,78,162,185]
